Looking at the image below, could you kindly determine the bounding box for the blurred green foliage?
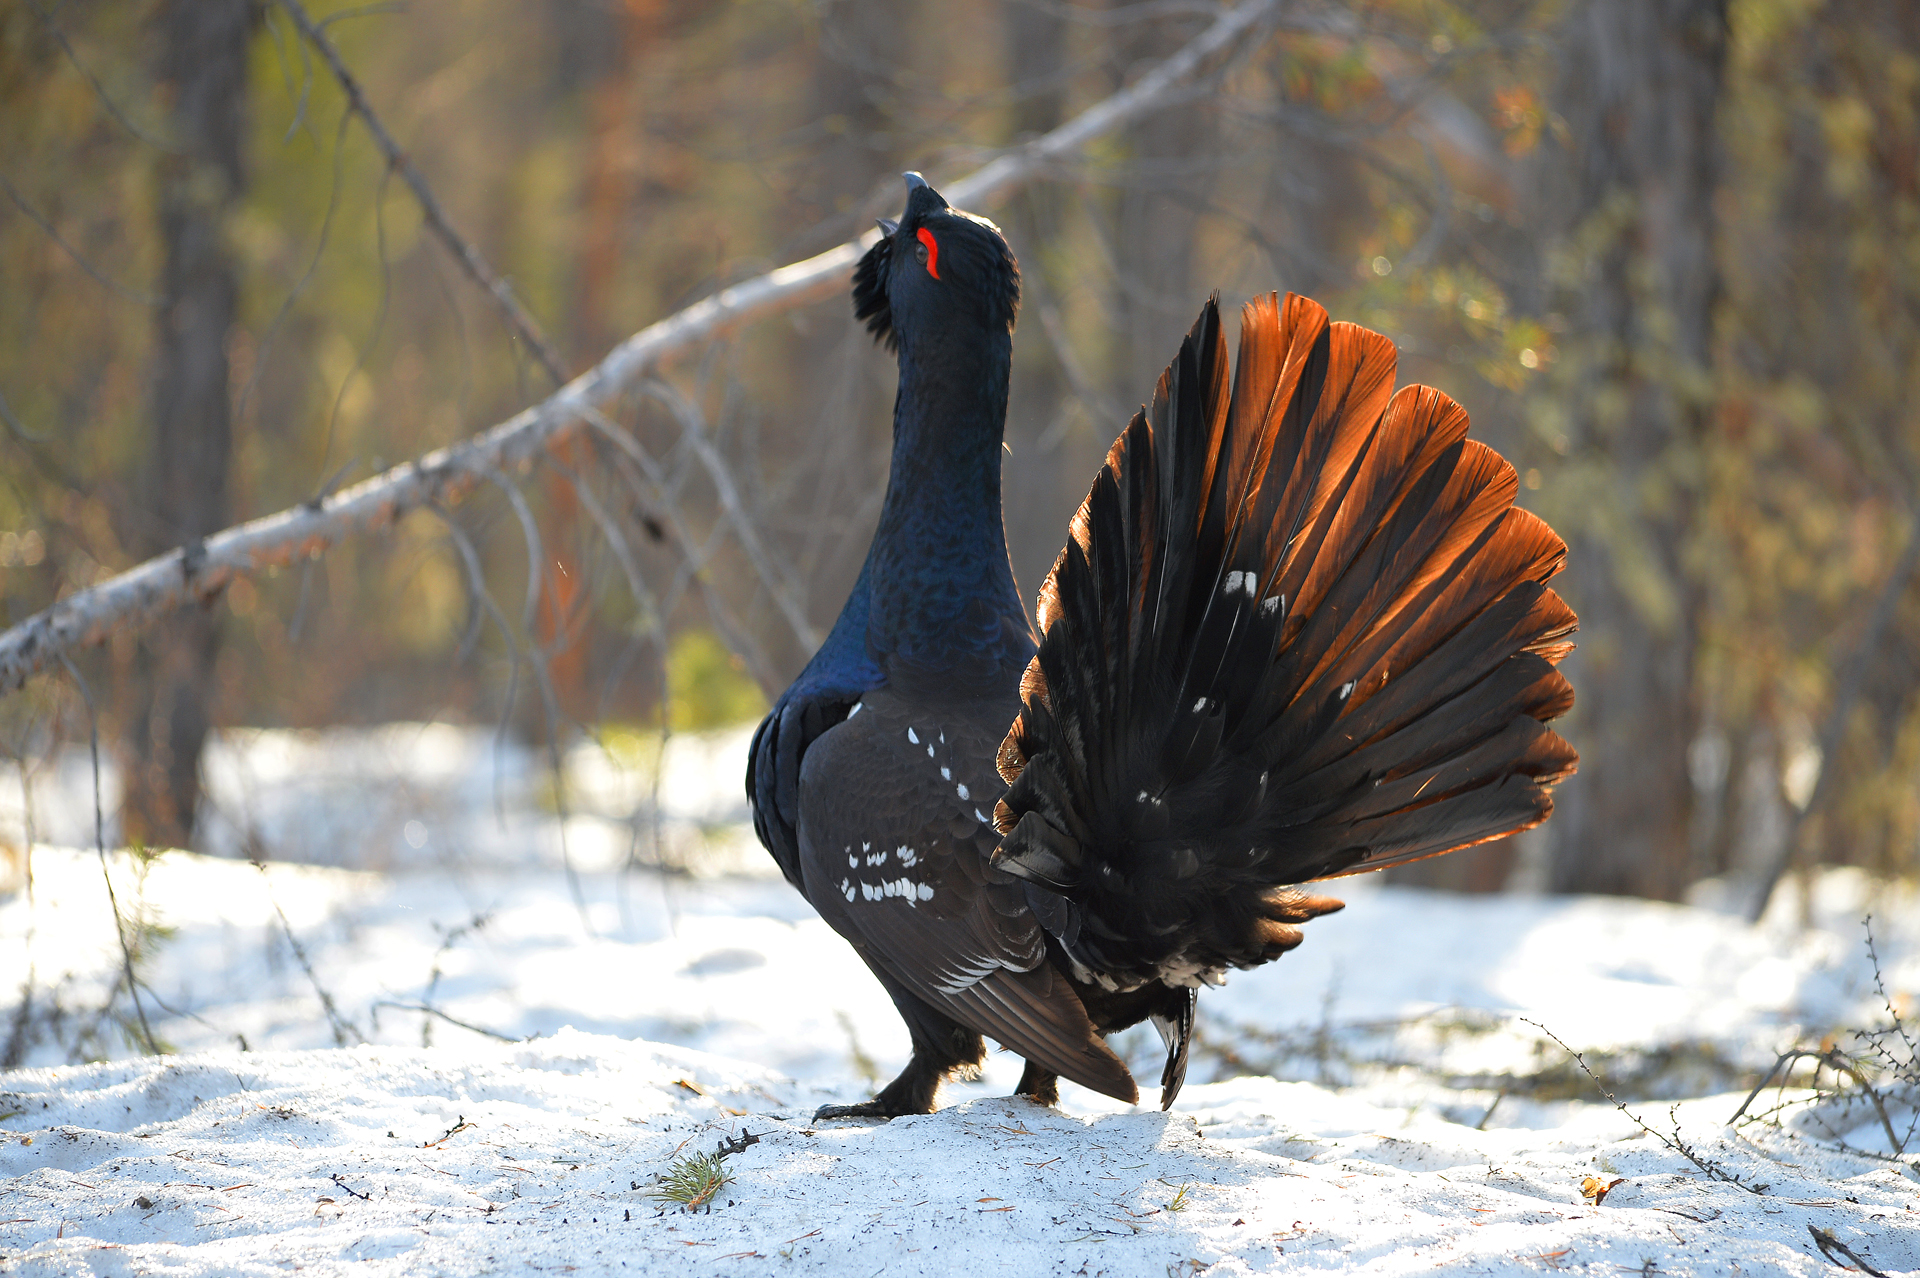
[666,629,768,732]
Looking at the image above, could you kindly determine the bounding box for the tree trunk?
[121,0,252,849]
[1537,0,1727,899]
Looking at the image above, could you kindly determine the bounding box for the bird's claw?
[811,1099,894,1123]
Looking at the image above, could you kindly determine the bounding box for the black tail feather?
[993,293,1577,988]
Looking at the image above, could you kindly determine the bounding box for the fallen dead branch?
[0,0,1281,697]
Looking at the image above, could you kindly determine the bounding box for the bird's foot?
[811,1098,900,1123]
[1013,1063,1059,1108]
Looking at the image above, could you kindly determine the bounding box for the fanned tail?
[991,293,1576,992]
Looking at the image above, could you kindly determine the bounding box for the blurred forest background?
[1,0,1917,916]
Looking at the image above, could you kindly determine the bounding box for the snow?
[3,1032,1916,1276]
[2,726,1918,1274]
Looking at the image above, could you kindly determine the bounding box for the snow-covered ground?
[1,725,1917,1275]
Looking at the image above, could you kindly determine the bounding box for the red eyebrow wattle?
[916,227,940,280]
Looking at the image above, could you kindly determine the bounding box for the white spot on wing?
[897,845,918,868]
[907,727,919,744]
[1339,680,1356,700]
[940,766,952,781]
[1193,697,1208,714]
[956,782,969,800]
[848,701,863,718]
[973,808,989,823]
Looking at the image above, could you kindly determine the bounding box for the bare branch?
[57,652,160,1056]
[0,172,159,306]
[26,0,180,154]
[432,502,523,822]
[0,0,1282,697]
[548,451,667,652]
[369,1000,520,1043]
[477,466,593,933]
[639,379,819,651]
[581,407,782,696]
[274,0,570,385]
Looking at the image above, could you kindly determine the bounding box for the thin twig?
[238,104,355,431]
[254,860,363,1047]
[0,173,160,305]
[1521,1019,1767,1195]
[639,379,817,651]
[431,505,523,827]
[1728,1047,1904,1155]
[0,0,1283,697]
[369,1002,520,1043]
[1808,1224,1891,1277]
[274,0,569,385]
[582,406,780,696]
[475,467,592,933]
[546,452,667,654]
[26,0,180,153]
[56,652,160,1056]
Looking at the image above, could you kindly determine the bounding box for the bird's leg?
[1013,1061,1059,1107]
[813,1018,983,1122]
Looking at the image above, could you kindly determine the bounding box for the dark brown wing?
[796,688,1137,1103]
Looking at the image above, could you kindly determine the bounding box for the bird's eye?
[915,227,940,280]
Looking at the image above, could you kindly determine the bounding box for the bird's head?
[852,172,1020,353]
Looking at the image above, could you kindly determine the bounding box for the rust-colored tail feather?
[994,293,1576,990]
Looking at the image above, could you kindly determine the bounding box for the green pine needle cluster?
[643,1149,734,1212]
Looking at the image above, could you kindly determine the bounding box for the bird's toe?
[811,1099,895,1123]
